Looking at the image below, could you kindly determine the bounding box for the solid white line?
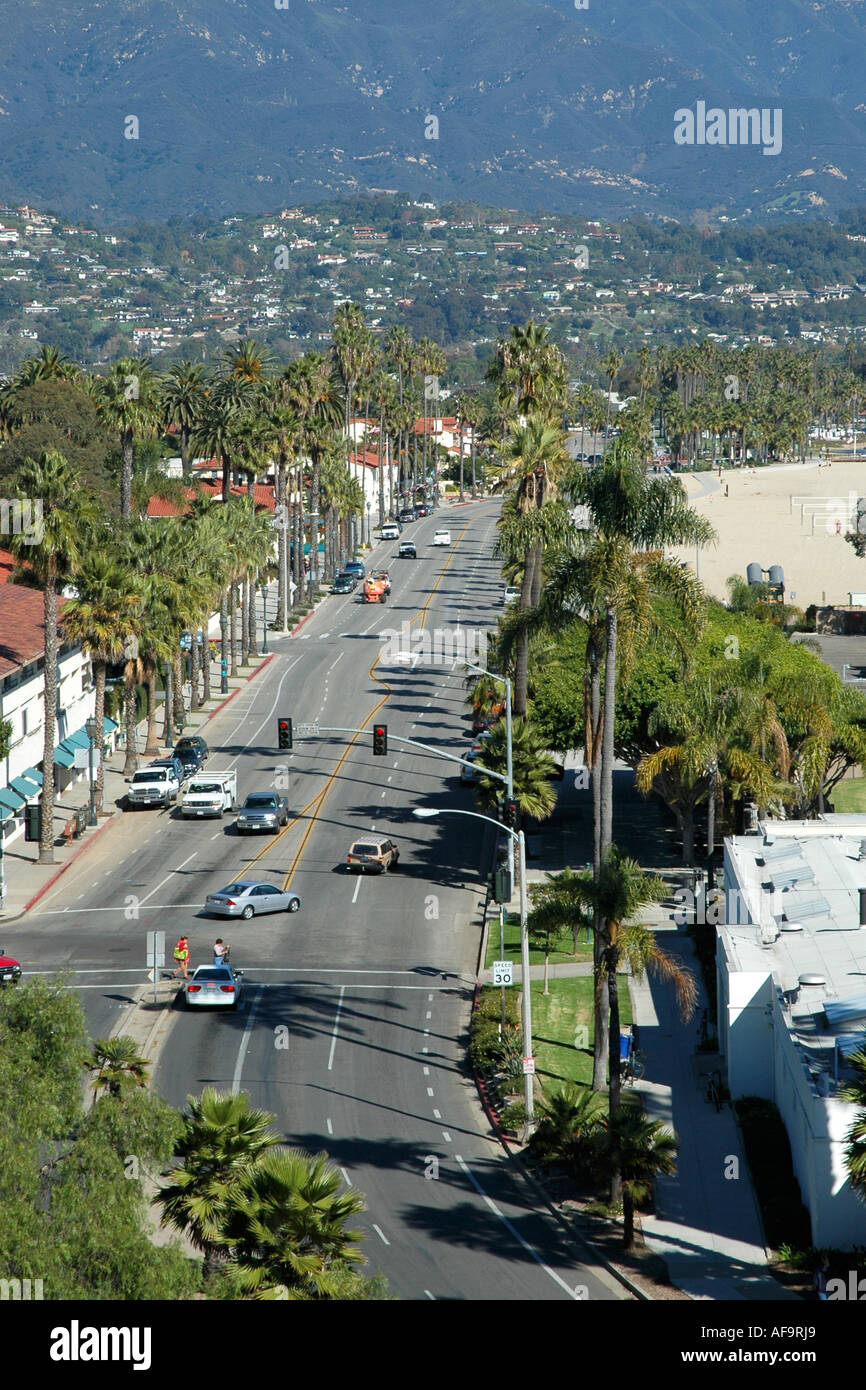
[455,1154,583,1300]
[351,876,361,904]
[210,830,222,839]
[327,985,346,1071]
[326,1117,333,1135]
[340,1167,352,1186]
[424,1289,435,1300]
[372,1224,390,1246]
[232,984,263,1094]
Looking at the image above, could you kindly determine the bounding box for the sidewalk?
[478,761,800,1302]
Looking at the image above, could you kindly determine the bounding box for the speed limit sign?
[493,960,514,987]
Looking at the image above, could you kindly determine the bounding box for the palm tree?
[840,1047,866,1200]
[601,349,623,433]
[92,358,161,520]
[605,1105,678,1248]
[155,1088,282,1279]
[14,344,81,385]
[473,717,558,825]
[487,320,567,419]
[223,338,273,383]
[192,375,256,505]
[60,551,141,812]
[90,1036,151,1099]
[160,361,208,478]
[220,1148,367,1300]
[332,303,373,551]
[9,450,97,863]
[285,354,345,599]
[529,1083,606,1180]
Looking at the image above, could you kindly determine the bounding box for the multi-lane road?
[7,500,628,1302]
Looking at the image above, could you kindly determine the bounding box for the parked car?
[432,528,451,546]
[186,963,244,1011]
[174,735,209,765]
[398,508,416,524]
[174,744,204,777]
[330,573,355,595]
[471,711,501,736]
[398,540,416,559]
[502,584,521,606]
[460,751,482,786]
[343,560,366,581]
[415,503,430,518]
[0,951,22,985]
[380,521,401,539]
[205,879,302,918]
[235,792,289,833]
[346,835,400,873]
[151,754,188,785]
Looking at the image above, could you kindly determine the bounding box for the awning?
[53,745,75,768]
[0,801,19,823]
[60,729,90,751]
[21,766,43,787]
[0,787,25,813]
[9,775,40,800]
[103,715,118,734]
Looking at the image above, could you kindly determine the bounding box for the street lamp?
[413,806,534,1135]
[85,715,100,826]
[366,502,371,547]
[261,582,269,655]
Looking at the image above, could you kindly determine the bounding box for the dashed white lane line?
[380,790,386,798]
[372,1225,391,1246]
[326,1117,333,1136]
[424,1289,435,1300]
[210,830,222,839]
[351,876,362,904]
[138,851,198,907]
[442,1131,452,1143]
[455,1154,583,1300]
[426,1010,432,1020]
[433,1109,442,1119]
[428,993,433,1001]
[423,1066,430,1076]
[327,651,344,674]
[340,1167,352,1186]
[327,985,346,1071]
[427,1087,434,1097]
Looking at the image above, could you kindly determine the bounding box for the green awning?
[21,766,43,787]
[9,775,40,800]
[0,801,19,822]
[102,715,118,733]
[53,745,75,768]
[61,729,89,751]
[0,787,25,812]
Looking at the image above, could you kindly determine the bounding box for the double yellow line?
[246,521,474,891]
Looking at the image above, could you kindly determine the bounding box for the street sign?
[522,1057,536,1075]
[73,747,101,771]
[146,969,155,984]
[146,930,165,969]
[294,722,319,736]
[493,960,514,987]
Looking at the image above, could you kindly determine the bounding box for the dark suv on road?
[174,736,209,765]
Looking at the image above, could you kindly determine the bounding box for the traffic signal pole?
[295,725,510,785]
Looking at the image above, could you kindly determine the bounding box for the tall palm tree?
[601,349,623,433]
[223,338,273,383]
[192,375,256,505]
[160,361,208,478]
[14,344,81,385]
[92,358,160,520]
[220,1148,367,1300]
[285,354,345,600]
[9,450,97,863]
[60,551,141,813]
[487,320,567,419]
[155,1088,282,1279]
[473,717,557,825]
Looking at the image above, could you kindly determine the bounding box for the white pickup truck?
[180,769,238,819]
[126,764,182,809]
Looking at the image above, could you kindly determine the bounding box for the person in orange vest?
[171,936,190,980]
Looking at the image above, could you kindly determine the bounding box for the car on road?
[174,744,204,777]
[414,503,431,518]
[398,540,416,559]
[432,528,451,546]
[346,835,400,873]
[126,763,182,809]
[205,879,302,918]
[501,584,521,606]
[330,573,355,595]
[235,792,289,833]
[460,751,482,786]
[186,963,244,1010]
[398,508,416,524]
[181,769,237,818]
[471,710,501,736]
[174,735,209,765]
[343,559,366,582]
[380,521,401,540]
[0,951,21,985]
[151,754,188,785]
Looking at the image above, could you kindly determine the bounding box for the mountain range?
[2,0,866,225]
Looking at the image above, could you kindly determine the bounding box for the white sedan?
[432,529,452,546]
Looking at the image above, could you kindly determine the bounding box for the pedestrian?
[836,520,842,535]
[724,484,729,497]
[213,937,230,966]
[814,1254,830,1300]
[171,935,190,980]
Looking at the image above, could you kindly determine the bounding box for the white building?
[720,818,866,1247]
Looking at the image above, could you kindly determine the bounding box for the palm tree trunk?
[229,584,238,677]
[601,604,617,853]
[144,663,160,755]
[248,576,258,658]
[471,433,477,498]
[514,548,537,717]
[202,634,211,703]
[39,574,58,863]
[222,451,231,505]
[123,662,139,778]
[120,428,134,521]
[607,945,623,1205]
[180,425,191,479]
[679,809,695,866]
[378,410,385,525]
[173,650,184,728]
[707,773,716,860]
[220,588,228,689]
[191,629,201,711]
[530,539,543,607]
[93,659,107,814]
[240,579,250,666]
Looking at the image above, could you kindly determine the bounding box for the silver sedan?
[204,880,303,919]
[186,964,243,1010]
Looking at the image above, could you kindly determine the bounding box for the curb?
[470,982,650,1302]
[207,651,275,718]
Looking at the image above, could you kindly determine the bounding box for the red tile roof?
[144,481,276,518]
[0,584,65,679]
[348,451,380,469]
[0,547,16,583]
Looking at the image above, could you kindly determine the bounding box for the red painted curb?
[288,606,317,636]
[22,809,121,913]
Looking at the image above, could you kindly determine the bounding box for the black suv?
[174,744,203,776]
[174,735,209,765]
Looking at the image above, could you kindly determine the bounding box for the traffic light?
[278,717,293,751]
[25,802,41,842]
[493,866,512,903]
[373,723,388,756]
[502,799,517,829]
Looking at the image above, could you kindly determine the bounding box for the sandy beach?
[670,461,866,610]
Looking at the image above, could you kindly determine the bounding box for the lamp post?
[366,502,371,548]
[85,715,100,827]
[414,807,534,1135]
[261,583,269,655]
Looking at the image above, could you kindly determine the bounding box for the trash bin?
[74,809,87,837]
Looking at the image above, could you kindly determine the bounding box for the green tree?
[92,358,161,520]
[605,1105,678,1248]
[473,717,557,824]
[90,1036,151,1100]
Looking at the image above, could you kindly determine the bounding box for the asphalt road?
[9,500,627,1303]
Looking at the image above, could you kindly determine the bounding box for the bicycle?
[621,1049,645,1085]
[706,1069,723,1111]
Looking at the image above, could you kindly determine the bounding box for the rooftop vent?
[799,973,827,987]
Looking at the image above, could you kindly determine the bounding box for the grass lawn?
[485,911,594,971]
[830,778,866,813]
[531,975,631,1095]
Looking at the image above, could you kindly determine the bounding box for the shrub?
[469,987,520,1073]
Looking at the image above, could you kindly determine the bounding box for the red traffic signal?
[278,718,293,750]
[373,724,388,756]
